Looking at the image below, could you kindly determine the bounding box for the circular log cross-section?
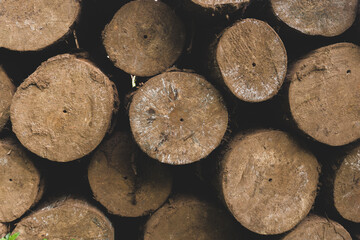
[216,18,287,102]
[129,71,228,165]
[0,139,41,223]
[220,130,320,235]
[271,0,358,37]
[288,43,360,146]
[88,131,173,217]
[103,0,186,77]
[11,54,118,162]
[0,67,15,132]
[0,0,80,51]
[283,215,352,240]
[191,0,250,10]
[334,144,360,222]
[144,196,242,240]
[14,199,114,240]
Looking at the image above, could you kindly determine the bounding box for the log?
[88,131,173,217]
[282,215,352,240]
[129,71,228,165]
[102,0,186,77]
[0,224,7,236]
[13,198,114,240]
[219,130,320,235]
[0,67,15,132]
[333,144,360,223]
[213,18,287,102]
[11,54,118,162]
[190,0,251,11]
[271,0,358,37]
[0,138,41,223]
[0,0,80,51]
[288,42,360,146]
[143,195,243,240]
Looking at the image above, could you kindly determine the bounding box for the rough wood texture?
[271,0,358,37]
[0,67,15,132]
[220,130,320,235]
[88,131,173,217]
[334,144,360,222]
[11,54,118,162]
[103,0,186,77]
[288,43,360,146]
[0,0,80,51]
[191,0,250,10]
[144,196,242,240]
[282,215,352,240]
[0,138,41,223]
[129,71,228,165]
[215,18,287,102]
[14,198,114,240]
[0,224,7,236]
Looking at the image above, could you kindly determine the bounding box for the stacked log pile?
[0,0,359,239]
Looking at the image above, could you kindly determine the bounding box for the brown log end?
[283,215,352,240]
[11,54,118,162]
[271,0,358,37]
[88,131,173,217]
[129,71,228,165]
[0,67,15,131]
[144,196,243,240]
[288,42,360,146]
[216,18,287,102]
[221,130,320,235]
[334,144,360,222]
[14,198,114,240]
[0,138,41,222]
[0,0,80,51]
[102,0,186,77]
[0,224,7,236]
[191,0,250,10]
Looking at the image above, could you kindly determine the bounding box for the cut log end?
[88,131,173,217]
[11,54,118,162]
[334,144,360,222]
[289,42,360,146]
[0,138,41,222]
[271,0,358,37]
[14,198,114,240]
[221,130,320,235]
[129,71,228,165]
[103,0,186,77]
[283,215,352,240]
[144,196,242,240]
[0,67,15,131]
[216,19,287,102]
[0,224,7,236]
[191,0,250,9]
[0,0,80,51]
